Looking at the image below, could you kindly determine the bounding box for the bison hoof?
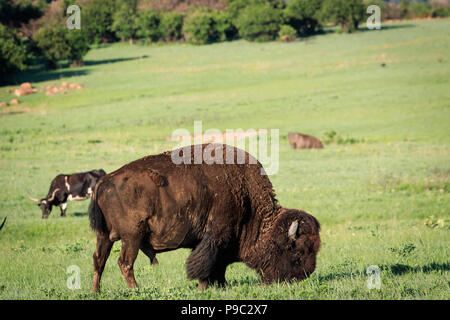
[197,281,208,291]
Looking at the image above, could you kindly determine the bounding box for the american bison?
[29,169,106,218]
[89,144,320,291]
[288,132,324,149]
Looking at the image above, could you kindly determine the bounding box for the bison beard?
[89,144,320,292]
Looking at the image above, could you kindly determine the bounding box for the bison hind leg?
[186,232,227,289]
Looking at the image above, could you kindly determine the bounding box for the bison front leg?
[118,238,141,289]
[186,232,228,290]
[140,241,159,265]
[92,232,113,292]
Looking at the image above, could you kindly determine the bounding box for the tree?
[284,0,323,36]
[34,25,70,69]
[112,0,137,44]
[235,2,284,41]
[159,11,185,41]
[320,0,365,33]
[0,23,28,80]
[34,25,90,69]
[66,29,90,67]
[83,0,117,43]
[183,8,219,45]
[135,9,162,44]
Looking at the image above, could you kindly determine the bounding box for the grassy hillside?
[0,19,449,299]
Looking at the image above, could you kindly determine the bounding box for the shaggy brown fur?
[89,144,320,292]
[288,132,324,149]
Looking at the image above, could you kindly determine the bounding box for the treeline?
[1,0,449,81]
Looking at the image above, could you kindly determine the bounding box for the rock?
[69,83,83,89]
[14,82,37,97]
[20,82,32,90]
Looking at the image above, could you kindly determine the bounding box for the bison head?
[258,208,321,283]
[28,188,59,219]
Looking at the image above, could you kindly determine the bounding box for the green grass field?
[0,19,449,300]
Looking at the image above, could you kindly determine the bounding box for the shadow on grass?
[4,56,148,86]
[71,212,88,217]
[318,262,449,281]
[8,68,90,86]
[356,23,416,33]
[381,262,450,275]
[84,56,148,66]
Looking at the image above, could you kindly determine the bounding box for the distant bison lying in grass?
[89,144,320,291]
[288,132,324,149]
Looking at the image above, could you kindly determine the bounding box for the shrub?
[0,0,42,28]
[183,8,219,45]
[112,0,138,44]
[432,6,450,18]
[235,2,284,42]
[211,10,237,41]
[320,0,365,33]
[0,23,28,79]
[83,0,118,44]
[66,29,90,67]
[283,0,323,36]
[34,25,90,68]
[278,25,297,42]
[408,2,431,19]
[160,11,185,41]
[136,9,163,44]
[34,25,70,69]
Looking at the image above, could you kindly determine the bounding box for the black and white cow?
[29,169,106,219]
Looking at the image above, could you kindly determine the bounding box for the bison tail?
[88,184,107,234]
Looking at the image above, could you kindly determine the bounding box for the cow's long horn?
[28,195,41,203]
[0,217,6,231]
[47,188,60,202]
[288,220,299,240]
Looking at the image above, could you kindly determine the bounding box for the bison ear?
[288,220,299,240]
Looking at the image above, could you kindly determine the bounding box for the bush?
[160,11,185,41]
[183,8,220,45]
[278,25,297,42]
[0,0,42,28]
[112,0,138,44]
[320,0,365,33]
[432,6,450,18]
[34,26,90,69]
[235,2,284,42]
[0,23,28,79]
[66,29,90,67]
[284,0,322,36]
[34,26,70,69]
[408,2,432,19]
[83,0,118,44]
[211,10,237,41]
[136,9,163,44]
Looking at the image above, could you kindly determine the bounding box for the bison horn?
[28,195,41,203]
[0,217,6,231]
[47,188,60,202]
[288,220,299,240]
